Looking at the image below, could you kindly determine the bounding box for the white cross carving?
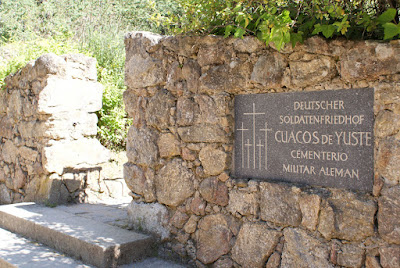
[236,122,249,169]
[245,139,252,169]
[244,103,265,169]
[259,121,273,170]
[257,139,264,170]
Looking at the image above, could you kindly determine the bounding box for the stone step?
[0,227,93,268]
[0,203,155,268]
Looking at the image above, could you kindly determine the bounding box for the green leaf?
[312,23,322,35]
[290,31,303,48]
[321,24,336,38]
[224,25,234,38]
[378,8,397,24]
[383,22,400,40]
[233,3,242,13]
[283,31,290,43]
[333,17,350,35]
[255,13,268,26]
[274,38,284,51]
[234,27,246,38]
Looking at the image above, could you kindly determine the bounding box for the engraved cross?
[260,121,273,170]
[244,103,265,169]
[245,139,252,169]
[257,139,264,171]
[236,122,249,169]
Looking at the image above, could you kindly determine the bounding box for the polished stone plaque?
[234,88,374,192]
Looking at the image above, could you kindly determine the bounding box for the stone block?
[250,53,287,88]
[289,53,336,87]
[177,97,196,126]
[63,54,97,81]
[266,252,281,268]
[199,63,251,94]
[281,228,332,268]
[31,175,70,204]
[181,60,201,93]
[194,95,219,125]
[199,146,227,176]
[162,35,200,57]
[123,163,156,202]
[17,121,46,139]
[183,215,198,234]
[340,42,400,82]
[0,169,5,183]
[379,245,400,268]
[125,31,163,60]
[14,164,26,190]
[43,139,110,175]
[178,125,228,143]
[123,90,146,127]
[199,177,228,206]
[0,90,7,115]
[375,110,400,138]
[18,146,38,162]
[376,138,400,185]
[0,184,12,204]
[38,77,103,114]
[126,126,158,168]
[365,256,381,268]
[170,210,189,229]
[7,90,22,120]
[232,36,264,53]
[378,186,400,244]
[155,159,194,207]
[332,242,365,268]
[166,60,201,95]
[299,194,321,231]
[34,53,67,77]
[231,222,281,268]
[227,189,258,217]
[44,112,98,140]
[302,36,333,55]
[259,182,301,227]
[182,147,196,161]
[166,61,186,95]
[103,179,130,199]
[212,256,234,268]
[0,117,13,139]
[318,189,376,241]
[125,54,165,89]
[127,201,170,241]
[2,140,18,164]
[197,45,232,67]
[196,214,232,264]
[189,195,206,216]
[157,133,180,158]
[145,89,175,131]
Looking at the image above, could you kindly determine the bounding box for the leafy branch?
[159,0,400,50]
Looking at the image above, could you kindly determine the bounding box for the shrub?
[162,0,400,50]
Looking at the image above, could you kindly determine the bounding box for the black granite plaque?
[234,88,374,192]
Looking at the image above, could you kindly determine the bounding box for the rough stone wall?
[124,32,400,268]
[0,53,112,205]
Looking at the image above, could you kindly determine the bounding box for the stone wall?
[0,53,114,205]
[124,32,400,267]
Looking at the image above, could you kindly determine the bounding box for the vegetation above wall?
[162,0,400,50]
